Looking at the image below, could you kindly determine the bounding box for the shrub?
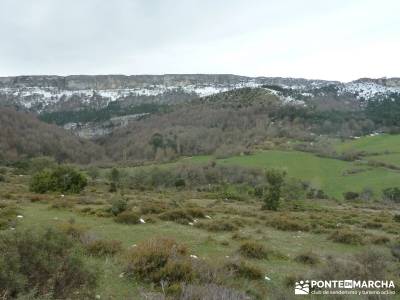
[50,200,74,210]
[382,187,400,203]
[114,211,140,224]
[294,251,320,265]
[30,166,87,194]
[57,222,87,241]
[140,202,168,214]
[85,239,122,257]
[174,178,186,188]
[394,214,400,223]
[343,191,359,200]
[238,241,268,259]
[124,238,190,284]
[109,182,117,192]
[0,228,98,299]
[159,208,205,225]
[263,170,285,211]
[197,219,238,232]
[0,208,18,230]
[362,222,382,229]
[0,174,5,182]
[329,229,364,245]
[368,235,390,245]
[391,243,400,261]
[267,216,310,232]
[224,260,263,280]
[110,197,127,216]
[312,249,391,281]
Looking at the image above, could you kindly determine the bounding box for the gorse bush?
[110,197,127,216]
[159,208,206,225]
[329,229,365,245]
[30,166,87,194]
[124,238,191,284]
[114,211,141,224]
[294,251,320,265]
[382,187,400,202]
[223,259,263,280]
[85,239,122,257]
[0,228,98,299]
[238,241,268,259]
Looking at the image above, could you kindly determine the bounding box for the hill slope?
[0,107,105,163]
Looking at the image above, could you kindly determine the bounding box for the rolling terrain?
[1,75,400,299]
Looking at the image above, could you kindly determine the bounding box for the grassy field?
[335,134,400,154]
[1,134,400,299]
[176,150,400,199]
[1,173,399,299]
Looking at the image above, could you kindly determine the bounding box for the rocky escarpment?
[0,74,338,113]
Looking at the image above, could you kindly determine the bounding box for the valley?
[1,75,400,299]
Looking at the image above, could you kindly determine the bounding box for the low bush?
[343,191,359,200]
[238,241,268,259]
[140,202,168,214]
[312,249,391,281]
[50,200,74,210]
[110,197,127,216]
[0,228,98,299]
[224,260,263,280]
[391,243,400,261]
[368,235,390,245]
[124,238,191,284]
[362,222,382,229]
[267,216,310,232]
[197,219,238,232]
[329,229,364,245]
[85,239,122,257]
[30,166,87,194]
[159,208,205,225]
[0,205,19,230]
[382,187,400,203]
[57,222,88,241]
[394,214,400,223]
[114,211,140,224]
[294,251,320,265]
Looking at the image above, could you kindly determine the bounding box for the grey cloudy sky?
[0,0,399,81]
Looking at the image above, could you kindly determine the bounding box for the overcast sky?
[0,0,399,81]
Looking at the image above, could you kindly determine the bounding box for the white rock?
[193,219,198,223]
[188,222,194,226]
[119,273,124,278]
[205,215,212,219]
[17,215,23,219]
[10,227,15,230]
[265,276,271,281]
[190,254,198,259]
[131,244,137,248]
[139,218,146,224]
[95,295,101,299]
[61,194,65,197]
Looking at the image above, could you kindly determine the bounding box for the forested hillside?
[98,88,378,162]
[0,107,105,163]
